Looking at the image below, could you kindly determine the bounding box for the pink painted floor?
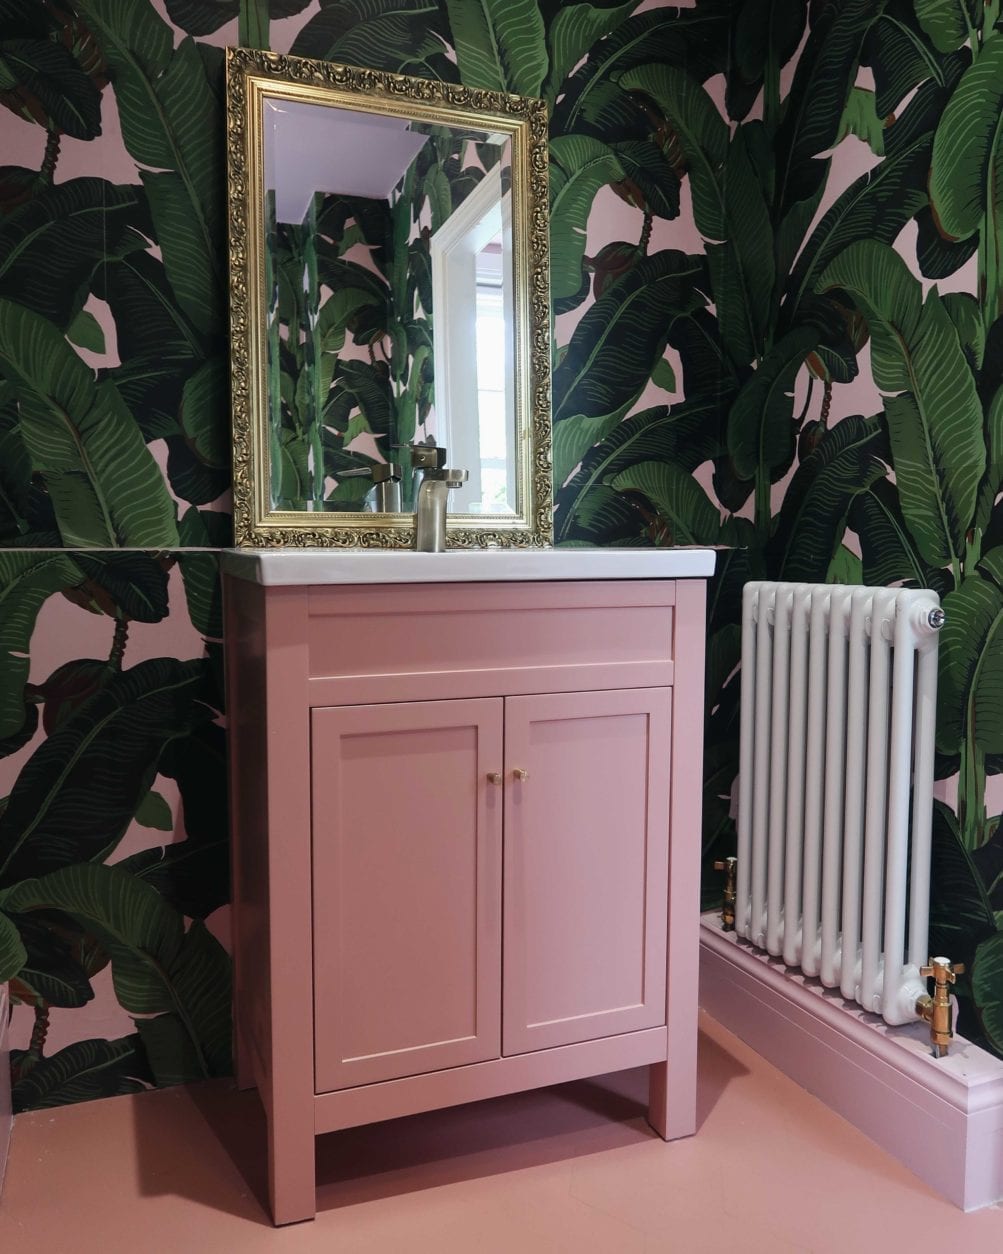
[2,1012,1002,1253]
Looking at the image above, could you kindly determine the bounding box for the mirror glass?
[263,100,514,516]
[226,50,551,547]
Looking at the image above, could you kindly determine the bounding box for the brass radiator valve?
[713,856,737,931]
[916,957,965,1058]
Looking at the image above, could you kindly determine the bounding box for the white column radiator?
[736,581,944,1026]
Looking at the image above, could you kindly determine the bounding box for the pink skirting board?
[0,984,11,1197]
[700,917,1003,1211]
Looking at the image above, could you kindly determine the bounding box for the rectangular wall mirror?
[225,48,552,548]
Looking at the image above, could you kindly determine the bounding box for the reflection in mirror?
[226,49,551,547]
[262,98,514,516]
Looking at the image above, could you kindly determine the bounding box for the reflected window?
[475,245,510,512]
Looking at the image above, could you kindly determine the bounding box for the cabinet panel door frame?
[502,688,673,1055]
[312,698,503,1092]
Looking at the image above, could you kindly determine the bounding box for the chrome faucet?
[406,439,468,551]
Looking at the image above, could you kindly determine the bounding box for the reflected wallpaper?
[2,0,1003,1112]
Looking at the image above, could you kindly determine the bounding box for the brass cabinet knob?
[486,772,503,785]
[513,767,529,781]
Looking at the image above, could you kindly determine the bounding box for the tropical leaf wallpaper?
[2,0,1003,1112]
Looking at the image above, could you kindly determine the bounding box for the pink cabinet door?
[502,688,672,1055]
[312,698,503,1092]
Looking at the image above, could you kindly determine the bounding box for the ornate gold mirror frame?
[225,47,552,548]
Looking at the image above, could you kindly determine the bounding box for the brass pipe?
[713,857,737,931]
[916,957,965,1058]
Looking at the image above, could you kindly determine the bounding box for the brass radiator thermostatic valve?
[916,957,965,1058]
[713,857,737,931]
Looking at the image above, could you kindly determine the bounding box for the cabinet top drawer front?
[306,581,675,702]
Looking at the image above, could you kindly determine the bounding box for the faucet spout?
[415,468,468,551]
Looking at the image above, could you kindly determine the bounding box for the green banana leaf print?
[4,0,1003,1112]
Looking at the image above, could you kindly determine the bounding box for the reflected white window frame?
[429,164,515,515]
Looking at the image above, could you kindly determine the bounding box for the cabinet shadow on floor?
[133,1027,746,1223]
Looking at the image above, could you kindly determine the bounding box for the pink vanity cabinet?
[222,548,714,1225]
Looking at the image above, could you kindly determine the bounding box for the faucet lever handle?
[394,439,446,470]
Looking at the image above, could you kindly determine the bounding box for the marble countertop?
[221,547,718,585]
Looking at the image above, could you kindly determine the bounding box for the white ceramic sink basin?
[221,547,717,585]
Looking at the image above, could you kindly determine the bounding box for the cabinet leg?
[646,1059,696,1142]
[266,1106,316,1225]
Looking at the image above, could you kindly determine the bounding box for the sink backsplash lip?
[221,547,717,586]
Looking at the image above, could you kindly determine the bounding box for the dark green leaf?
[0,659,214,885]
[0,299,179,547]
[326,358,394,438]
[820,242,985,567]
[0,550,85,740]
[555,399,725,543]
[73,552,170,623]
[774,0,888,223]
[827,544,863,584]
[135,1012,208,1086]
[730,0,807,92]
[727,324,819,482]
[134,789,172,832]
[559,482,645,544]
[0,909,27,984]
[666,305,736,398]
[2,866,231,1078]
[916,205,978,280]
[943,291,986,370]
[177,508,229,639]
[0,701,37,761]
[549,136,625,303]
[7,914,94,1007]
[708,541,760,636]
[291,0,455,78]
[929,35,1003,242]
[849,477,945,590]
[95,248,202,368]
[552,8,730,138]
[553,250,707,427]
[445,0,547,96]
[785,64,962,316]
[915,0,979,54]
[972,931,1003,1055]
[165,0,311,36]
[11,1035,150,1112]
[863,0,958,118]
[76,1,224,335]
[836,87,886,155]
[159,722,228,844]
[65,310,105,355]
[0,37,102,138]
[0,179,149,332]
[608,461,722,544]
[614,69,769,364]
[165,436,229,507]
[116,838,229,921]
[542,0,636,106]
[937,574,1003,756]
[928,800,997,969]
[609,139,681,220]
[179,358,229,469]
[617,64,727,238]
[768,415,886,583]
